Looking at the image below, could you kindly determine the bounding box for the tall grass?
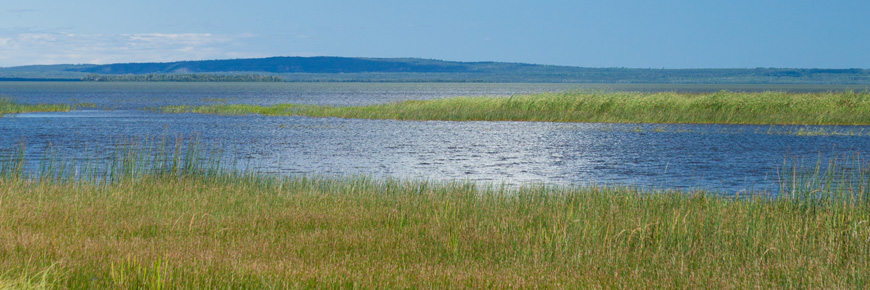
[778,152,870,203]
[1,141,870,288]
[161,103,295,116]
[1,136,225,185]
[162,90,870,125]
[0,98,72,117]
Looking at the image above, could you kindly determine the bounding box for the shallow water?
[2,82,870,193]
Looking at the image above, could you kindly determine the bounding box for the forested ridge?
[2,57,869,83]
[80,73,283,82]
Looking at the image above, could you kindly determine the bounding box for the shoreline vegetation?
[8,56,870,84]
[1,141,869,288]
[81,73,284,82]
[0,98,73,117]
[162,90,870,125]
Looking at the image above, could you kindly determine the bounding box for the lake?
[3,82,870,194]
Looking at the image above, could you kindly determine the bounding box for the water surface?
[2,82,869,193]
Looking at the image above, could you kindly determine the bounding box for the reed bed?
[162,90,870,125]
[0,98,72,117]
[1,141,870,289]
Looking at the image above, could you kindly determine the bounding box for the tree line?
[81,74,284,82]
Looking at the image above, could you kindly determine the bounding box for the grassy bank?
[2,144,870,289]
[162,90,870,125]
[0,98,72,116]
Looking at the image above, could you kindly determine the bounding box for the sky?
[1,0,869,68]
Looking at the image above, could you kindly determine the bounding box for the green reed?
[0,136,226,186]
[162,90,870,125]
[1,141,870,289]
[0,98,73,117]
[778,152,870,205]
[161,103,295,116]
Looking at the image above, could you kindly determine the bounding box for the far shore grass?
[0,98,72,116]
[162,90,870,125]
[2,142,870,289]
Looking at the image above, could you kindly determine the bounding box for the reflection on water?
[3,109,868,193]
[2,82,870,194]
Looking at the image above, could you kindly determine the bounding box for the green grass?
[162,90,870,125]
[2,142,870,289]
[0,98,73,117]
[162,103,295,116]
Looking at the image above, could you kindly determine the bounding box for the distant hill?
[72,57,481,74]
[1,57,869,84]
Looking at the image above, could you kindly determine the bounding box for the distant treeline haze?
[2,57,867,83]
[81,73,284,82]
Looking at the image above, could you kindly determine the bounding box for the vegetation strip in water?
[163,90,870,125]
[0,98,73,116]
[2,141,870,288]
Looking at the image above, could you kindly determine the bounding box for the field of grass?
[0,98,72,116]
[2,142,870,289]
[162,90,870,125]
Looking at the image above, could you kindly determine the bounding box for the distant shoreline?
[3,57,870,84]
[0,77,80,82]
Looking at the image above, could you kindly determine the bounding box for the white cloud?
[0,32,259,66]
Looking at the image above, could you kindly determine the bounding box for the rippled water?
[3,82,870,193]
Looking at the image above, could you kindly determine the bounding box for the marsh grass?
[0,98,73,117]
[2,141,870,289]
[778,152,870,203]
[161,103,295,116]
[162,90,870,125]
[760,126,870,136]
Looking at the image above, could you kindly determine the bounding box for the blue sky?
[1,0,868,68]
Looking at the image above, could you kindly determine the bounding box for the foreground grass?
[162,90,870,125]
[2,153,870,288]
[0,98,72,117]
